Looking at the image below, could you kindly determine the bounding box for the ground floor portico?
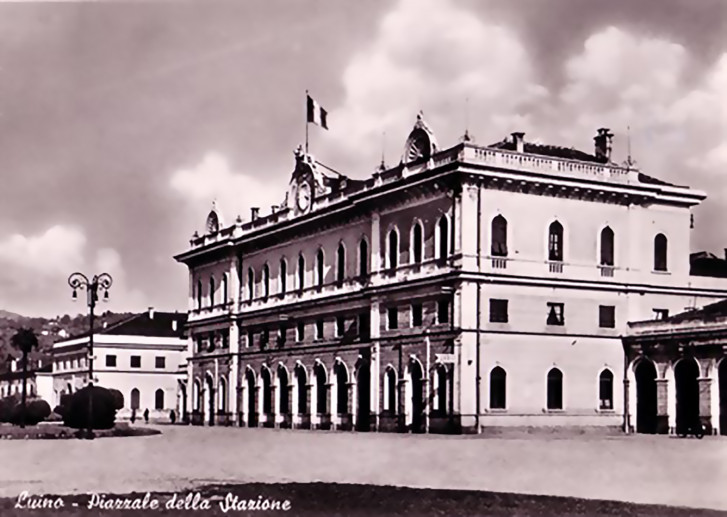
[624,300,727,436]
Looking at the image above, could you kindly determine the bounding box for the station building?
[175,115,727,433]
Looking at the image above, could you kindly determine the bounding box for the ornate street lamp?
[68,272,112,439]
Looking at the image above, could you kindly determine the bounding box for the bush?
[108,389,124,411]
[63,386,117,430]
[46,411,63,422]
[10,399,52,426]
[0,395,20,423]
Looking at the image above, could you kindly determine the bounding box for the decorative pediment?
[402,111,439,164]
[205,201,223,235]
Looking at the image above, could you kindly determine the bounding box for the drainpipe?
[475,182,482,434]
[622,337,630,434]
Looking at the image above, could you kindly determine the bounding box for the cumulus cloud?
[0,225,146,317]
[169,152,283,231]
[321,0,548,171]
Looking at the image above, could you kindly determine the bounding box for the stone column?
[271,385,278,427]
[371,213,381,283]
[370,298,381,431]
[399,377,409,431]
[239,383,246,427]
[655,378,669,435]
[710,374,720,435]
[229,324,240,425]
[665,366,675,434]
[699,377,713,435]
[347,382,355,430]
[328,382,336,427]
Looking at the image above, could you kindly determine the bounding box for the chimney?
[251,207,260,221]
[172,319,178,332]
[271,205,278,215]
[148,306,155,320]
[511,132,525,153]
[594,128,614,162]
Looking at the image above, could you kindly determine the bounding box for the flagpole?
[305,90,309,154]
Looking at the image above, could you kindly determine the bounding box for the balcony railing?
[599,265,615,277]
[491,257,507,269]
[548,261,564,274]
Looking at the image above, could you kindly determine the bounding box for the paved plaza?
[1,426,726,511]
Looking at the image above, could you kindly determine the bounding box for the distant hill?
[0,311,134,372]
[0,310,23,321]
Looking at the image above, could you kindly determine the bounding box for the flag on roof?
[307,94,328,129]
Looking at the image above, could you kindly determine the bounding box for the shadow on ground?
[3,483,725,516]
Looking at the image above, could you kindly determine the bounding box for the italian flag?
[307,94,328,129]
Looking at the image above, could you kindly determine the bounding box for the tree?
[10,328,38,428]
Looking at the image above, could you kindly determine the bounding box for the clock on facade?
[297,182,311,211]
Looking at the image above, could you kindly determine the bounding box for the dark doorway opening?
[356,362,371,432]
[410,361,424,433]
[635,360,657,434]
[246,371,257,427]
[675,358,700,434]
[720,360,727,436]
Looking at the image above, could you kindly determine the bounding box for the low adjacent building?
[51,308,188,420]
[623,299,727,435]
[0,360,53,401]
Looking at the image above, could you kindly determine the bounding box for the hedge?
[62,385,118,430]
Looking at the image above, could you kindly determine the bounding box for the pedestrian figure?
[143,408,149,423]
[170,409,176,424]
[130,408,136,424]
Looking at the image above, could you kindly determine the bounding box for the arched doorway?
[295,364,308,415]
[177,381,187,421]
[720,360,727,435]
[246,369,257,427]
[278,366,290,428]
[131,388,140,411]
[206,376,215,426]
[675,358,700,434]
[261,367,273,427]
[356,361,371,432]
[635,360,657,434]
[409,360,424,433]
[334,361,349,429]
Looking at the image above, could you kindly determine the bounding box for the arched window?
[359,238,369,277]
[247,268,254,301]
[316,249,325,288]
[491,215,508,257]
[131,388,140,410]
[279,258,287,295]
[490,366,506,409]
[437,216,449,260]
[261,368,272,414]
[209,277,215,306]
[600,226,614,266]
[654,233,668,271]
[336,243,345,285]
[221,273,228,305]
[547,368,563,410]
[412,222,423,263]
[262,264,270,299]
[548,221,563,262]
[218,377,227,412]
[599,369,614,410]
[384,367,397,412]
[387,229,399,269]
[315,363,327,414]
[196,280,202,310]
[155,388,164,410]
[297,254,305,291]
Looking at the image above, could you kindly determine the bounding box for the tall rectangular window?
[387,307,398,330]
[358,312,371,341]
[336,316,346,337]
[437,299,450,324]
[489,299,509,323]
[296,322,305,342]
[599,305,615,328]
[130,356,141,368]
[247,330,254,348]
[411,303,423,327]
[315,319,324,340]
[546,302,564,326]
[155,356,165,369]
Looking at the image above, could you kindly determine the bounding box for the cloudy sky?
[0,0,724,317]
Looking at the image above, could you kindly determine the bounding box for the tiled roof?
[488,138,677,187]
[489,140,606,163]
[0,362,52,381]
[101,311,187,338]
